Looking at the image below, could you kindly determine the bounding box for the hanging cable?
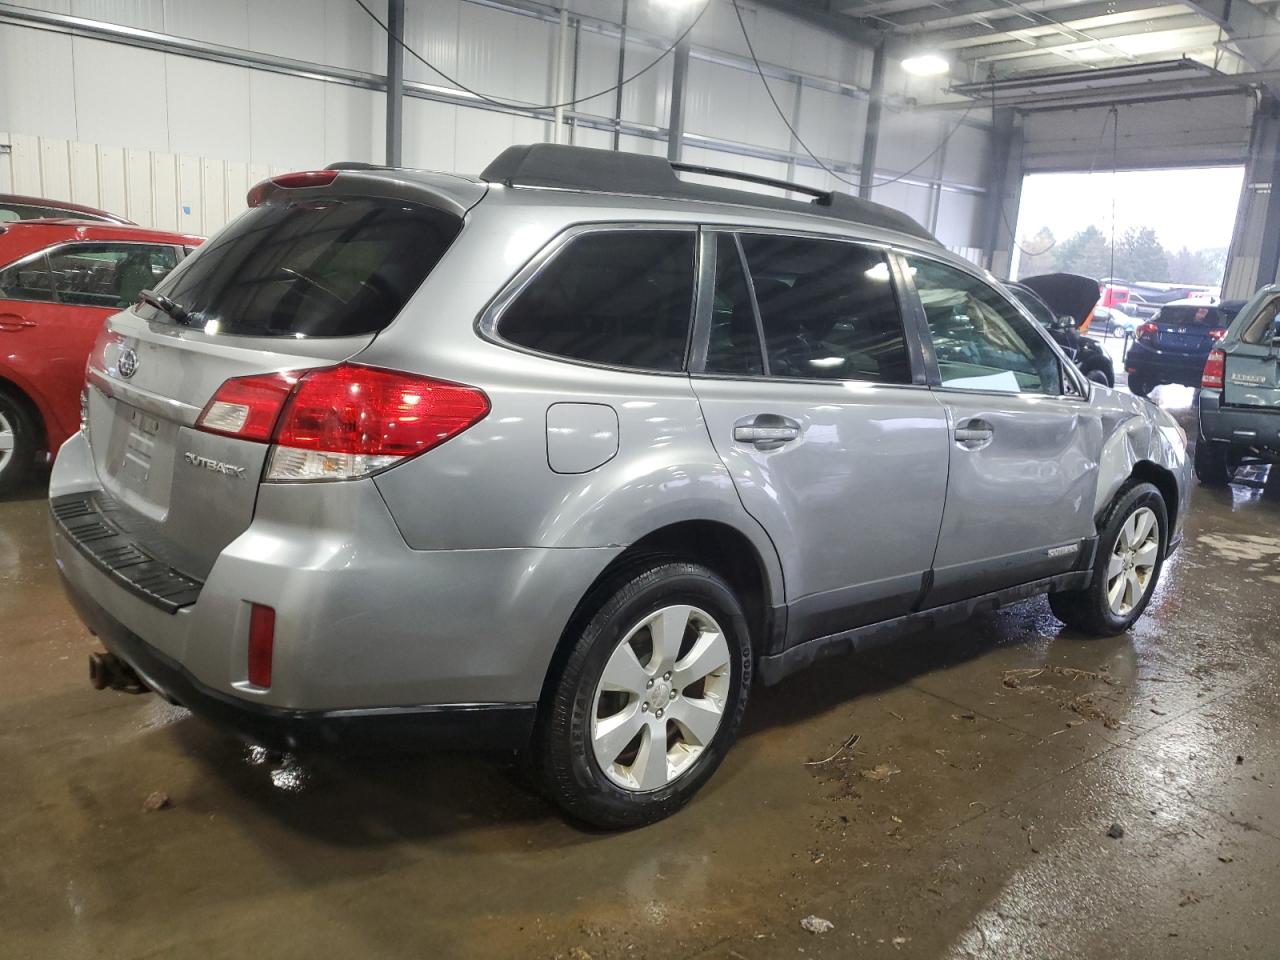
[730,0,973,192]
[351,0,711,112]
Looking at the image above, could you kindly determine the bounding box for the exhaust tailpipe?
[88,651,148,694]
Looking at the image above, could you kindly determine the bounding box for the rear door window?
[736,233,911,383]
[498,230,696,372]
[144,197,461,337]
[49,243,179,308]
[0,252,55,302]
[705,235,764,376]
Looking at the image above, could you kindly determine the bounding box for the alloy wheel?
[590,604,732,792]
[1106,506,1159,617]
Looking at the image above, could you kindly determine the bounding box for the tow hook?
[88,651,148,694]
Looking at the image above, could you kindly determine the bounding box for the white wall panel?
[72,0,163,30]
[404,0,462,89]
[166,56,251,159]
[39,138,72,200]
[151,153,178,230]
[571,30,625,119]
[72,38,169,151]
[69,140,99,206]
[453,109,517,174]
[456,2,554,105]
[125,148,153,224]
[0,27,77,140]
[177,154,201,234]
[225,160,249,223]
[403,97,457,171]
[619,38,671,128]
[248,0,324,63]
[324,0,381,73]
[162,0,249,48]
[324,85,381,165]
[935,191,980,250]
[248,72,324,168]
[97,145,128,216]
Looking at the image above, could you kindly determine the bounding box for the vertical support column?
[385,0,405,166]
[858,39,886,199]
[667,33,691,162]
[552,4,569,144]
[980,107,1022,277]
[612,0,630,150]
[785,80,804,196]
[1223,95,1280,298]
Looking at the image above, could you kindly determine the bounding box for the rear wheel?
[1194,438,1235,487]
[1049,482,1167,636]
[1127,375,1151,398]
[533,561,752,828]
[0,393,35,495]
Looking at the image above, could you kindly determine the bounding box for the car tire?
[0,391,36,496]
[1049,481,1168,637]
[532,560,752,829]
[1127,375,1151,398]
[1111,322,1126,337]
[1193,438,1234,487]
[1085,366,1112,387]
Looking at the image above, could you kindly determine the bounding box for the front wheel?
[1085,366,1113,387]
[1049,482,1168,636]
[1127,375,1152,398]
[533,561,752,828]
[1194,438,1235,486]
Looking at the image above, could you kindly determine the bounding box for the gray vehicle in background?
[50,145,1191,827]
[1195,284,1280,485]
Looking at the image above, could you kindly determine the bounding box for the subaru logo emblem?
[117,347,138,380]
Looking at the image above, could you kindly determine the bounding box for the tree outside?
[1015,223,1225,285]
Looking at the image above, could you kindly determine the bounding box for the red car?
[0,220,203,491]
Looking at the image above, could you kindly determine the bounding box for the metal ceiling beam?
[910,1,1184,48]
[867,0,1107,31]
[1183,0,1280,73]
[928,65,1279,109]
[955,13,1212,62]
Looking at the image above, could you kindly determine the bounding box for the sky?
[1013,166,1245,255]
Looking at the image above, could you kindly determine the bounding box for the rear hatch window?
[140,196,461,337]
[1152,304,1231,352]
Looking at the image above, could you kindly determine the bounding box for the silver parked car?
[50,145,1190,827]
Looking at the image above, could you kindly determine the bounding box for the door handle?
[954,418,994,450]
[733,415,801,448]
[0,313,35,332]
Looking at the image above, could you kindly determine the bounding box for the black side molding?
[756,570,1092,686]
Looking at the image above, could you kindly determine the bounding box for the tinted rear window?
[1158,305,1229,327]
[144,197,460,337]
[498,231,696,371]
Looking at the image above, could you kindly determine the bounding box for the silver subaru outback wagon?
[51,144,1190,827]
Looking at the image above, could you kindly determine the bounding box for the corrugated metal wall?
[0,0,989,249]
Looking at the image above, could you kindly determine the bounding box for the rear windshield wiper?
[138,288,191,325]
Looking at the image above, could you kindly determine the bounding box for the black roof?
[479,144,937,243]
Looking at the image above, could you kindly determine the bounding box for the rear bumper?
[1199,390,1280,448]
[61,570,535,752]
[50,431,621,740]
[1125,343,1206,387]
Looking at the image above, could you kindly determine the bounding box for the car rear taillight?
[248,603,275,688]
[194,363,489,481]
[1202,348,1226,389]
[1136,322,1158,341]
[1208,327,1228,341]
[196,372,297,441]
[246,169,339,206]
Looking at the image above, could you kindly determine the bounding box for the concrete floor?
[3,390,1279,960]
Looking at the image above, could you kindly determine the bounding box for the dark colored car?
[1195,286,1280,485]
[1124,299,1246,397]
[0,220,202,491]
[1006,281,1114,386]
[0,194,133,225]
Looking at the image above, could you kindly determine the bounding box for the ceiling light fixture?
[901,53,950,77]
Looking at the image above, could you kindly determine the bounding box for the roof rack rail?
[480,144,936,242]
